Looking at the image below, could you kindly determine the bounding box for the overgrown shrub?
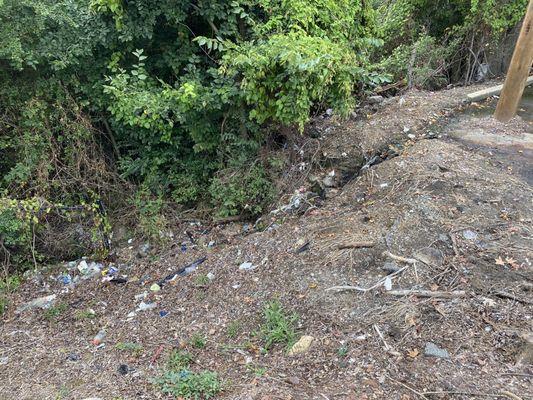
[376,0,529,87]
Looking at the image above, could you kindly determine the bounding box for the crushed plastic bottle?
[92,329,106,345]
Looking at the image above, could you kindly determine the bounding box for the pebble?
[462,230,478,240]
[117,364,129,375]
[137,302,156,312]
[424,342,450,359]
[414,247,444,267]
[239,262,256,271]
[288,335,314,356]
[368,95,384,105]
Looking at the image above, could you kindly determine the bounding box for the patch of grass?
[115,342,143,356]
[75,309,96,320]
[246,364,267,377]
[190,333,207,349]
[167,349,193,370]
[154,370,221,399]
[260,300,298,351]
[194,274,210,286]
[226,321,241,339]
[153,349,221,399]
[43,302,68,320]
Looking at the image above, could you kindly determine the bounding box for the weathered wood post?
[494,0,533,122]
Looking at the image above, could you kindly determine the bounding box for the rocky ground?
[1,84,532,400]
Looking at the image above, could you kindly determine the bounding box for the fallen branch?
[493,290,533,305]
[383,251,418,264]
[338,241,375,250]
[387,289,466,299]
[326,251,415,293]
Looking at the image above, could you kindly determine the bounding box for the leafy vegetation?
[0,0,527,271]
[260,300,298,351]
[154,349,221,399]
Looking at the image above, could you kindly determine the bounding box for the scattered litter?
[232,283,241,289]
[158,257,207,286]
[208,241,215,248]
[66,353,80,362]
[239,262,256,271]
[272,190,314,214]
[403,126,410,133]
[0,356,8,365]
[288,335,314,356]
[295,241,310,254]
[181,243,187,252]
[150,283,161,292]
[383,276,392,291]
[117,364,129,375]
[92,330,106,346]
[137,243,151,258]
[207,272,215,281]
[16,294,57,313]
[462,229,478,240]
[159,310,169,318]
[134,291,148,300]
[424,342,450,359]
[78,261,103,279]
[106,276,128,284]
[58,274,72,285]
[407,133,416,139]
[137,302,156,312]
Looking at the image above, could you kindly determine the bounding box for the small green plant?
[154,370,221,399]
[226,321,241,339]
[167,349,193,370]
[75,309,96,320]
[194,274,210,286]
[260,300,298,351]
[115,342,143,356]
[337,345,349,358]
[246,364,267,377]
[190,333,207,349]
[153,349,222,399]
[44,302,68,320]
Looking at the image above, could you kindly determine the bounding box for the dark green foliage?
[376,0,529,87]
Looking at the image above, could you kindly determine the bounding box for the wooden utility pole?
[494,0,533,122]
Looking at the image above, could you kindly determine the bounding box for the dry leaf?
[495,256,506,266]
[408,348,420,358]
[505,257,519,269]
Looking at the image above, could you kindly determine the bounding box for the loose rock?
[424,342,450,359]
[288,335,314,356]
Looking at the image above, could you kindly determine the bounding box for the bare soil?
[1,84,532,400]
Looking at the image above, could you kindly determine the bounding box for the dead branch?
[383,251,418,264]
[387,289,466,299]
[493,290,533,305]
[337,241,375,250]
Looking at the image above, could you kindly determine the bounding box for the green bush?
[209,164,276,218]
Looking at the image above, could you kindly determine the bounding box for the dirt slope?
[1,86,532,400]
